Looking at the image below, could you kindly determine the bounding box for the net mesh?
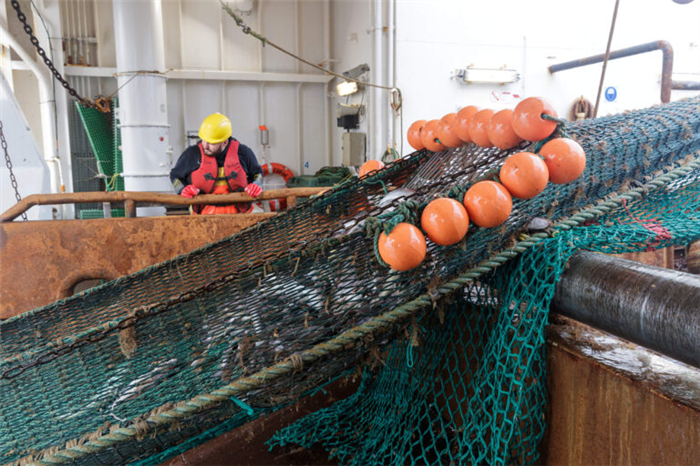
[1,97,700,465]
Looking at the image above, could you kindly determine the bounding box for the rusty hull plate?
[0,214,274,319]
[543,315,700,465]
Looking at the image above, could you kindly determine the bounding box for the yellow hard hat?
[199,113,232,144]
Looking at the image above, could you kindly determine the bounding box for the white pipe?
[113,0,170,217]
[371,0,385,161]
[0,22,61,199]
[322,0,331,167]
[387,0,396,150]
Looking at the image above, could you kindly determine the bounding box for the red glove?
[245,184,263,198]
[180,185,200,198]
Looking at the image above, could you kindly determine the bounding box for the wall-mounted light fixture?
[336,80,359,97]
[455,67,520,84]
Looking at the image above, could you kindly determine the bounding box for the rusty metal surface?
[0,214,274,319]
[161,375,359,466]
[688,240,700,274]
[553,251,700,368]
[617,246,674,269]
[543,316,700,465]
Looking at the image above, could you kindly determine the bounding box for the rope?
[30,153,700,466]
[594,0,621,118]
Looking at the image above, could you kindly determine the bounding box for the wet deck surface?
[548,314,700,411]
[543,315,700,465]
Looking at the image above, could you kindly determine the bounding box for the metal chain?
[9,0,94,108]
[0,120,28,221]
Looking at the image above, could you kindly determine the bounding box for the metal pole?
[552,251,700,369]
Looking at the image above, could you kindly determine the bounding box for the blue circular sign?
[605,86,617,102]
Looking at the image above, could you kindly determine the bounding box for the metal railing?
[0,187,329,222]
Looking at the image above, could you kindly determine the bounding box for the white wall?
[161,0,331,177]
[394,0,700,156]
[3,0,700,204]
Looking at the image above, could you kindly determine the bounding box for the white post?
[370,0,387,162]
[113,0,170,217]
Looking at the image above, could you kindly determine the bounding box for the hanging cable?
[219,1,400,94]
[593,0,621,118]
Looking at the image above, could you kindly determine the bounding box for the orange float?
[463,180,512,228]
[359,160,385,177]
[499,152,549,199]
[420,197,470,246]
[420,119,447,152]
[468,109,495,147]
[487,109,523,150]
[436,113,463,148]
[452,105,479,142]
[378,222,427,271]
[407,120,427,151]
[539,138,587,184]
[512,97,558,141]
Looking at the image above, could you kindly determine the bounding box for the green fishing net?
[1,97,699,465]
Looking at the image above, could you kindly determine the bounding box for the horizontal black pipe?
[548,40,673,103]
[552,251,700,369]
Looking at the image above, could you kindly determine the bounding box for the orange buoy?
[452,105,479,142]
[499,152,549,199]
[378,222,427,271]
[468,109,495,147]
[359,159,385,177]
[436,113,463,148]
[512,97,558,141]
[420,119,447,152]
[487,109,523,150]
[407,120,427,151]
[421,197,469,246]
[463,180,512,228]
[539,138,587,184]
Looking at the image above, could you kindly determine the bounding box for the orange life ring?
[259,162,294,212]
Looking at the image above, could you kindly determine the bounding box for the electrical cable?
[219,1,398,93]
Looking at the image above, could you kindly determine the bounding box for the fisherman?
[170,113,264,214]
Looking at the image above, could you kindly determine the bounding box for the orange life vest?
[190,140,251,214]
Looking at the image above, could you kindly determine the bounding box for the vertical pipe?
[113,0,170,216]
[322,0,331,167]
[297,82,303,175]
[178,0,187,151]
[82,0,90,66]
[93,0,103,96]
[371,0,386,161]
[295,0,302,173]
[387,0,395,151]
